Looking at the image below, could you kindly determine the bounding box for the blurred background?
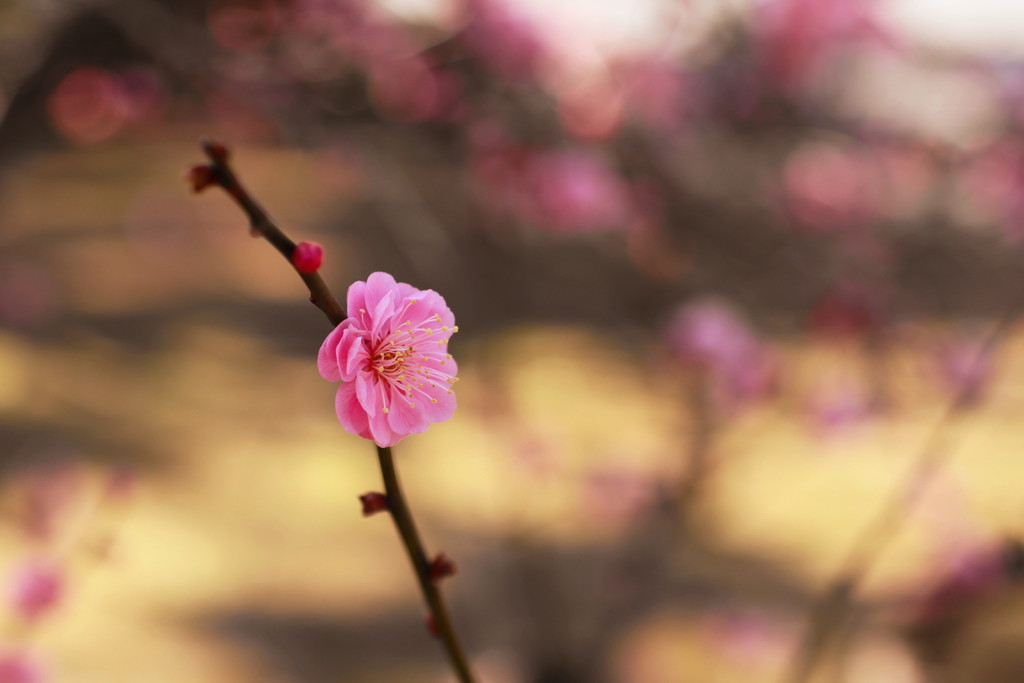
[3,0,1024,681]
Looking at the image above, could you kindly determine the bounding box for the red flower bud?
[359,492,388,517]
[187,164,217,193]
[291,241,324,274]
[204,140,231,162]
[428,553,456,582]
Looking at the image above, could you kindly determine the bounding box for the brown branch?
[192,140,477,683]
[198,138,347,327]
[377,445,476,683]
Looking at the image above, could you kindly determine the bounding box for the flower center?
[361,312,460,414]
[373,346,411,376]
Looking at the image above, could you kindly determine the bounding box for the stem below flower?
[376,445,476,683]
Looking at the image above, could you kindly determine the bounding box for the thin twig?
[781,307,1020,683]
[199,138,347,326]
[377,445,476,683]
[194,140,477,683]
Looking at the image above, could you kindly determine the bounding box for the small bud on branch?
[204,140,231,162]
[359,492,389,516]
[428,553,457,582]
[187,165,216,193]
[292,241,324,274]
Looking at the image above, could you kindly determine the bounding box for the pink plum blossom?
[668,299,778,410]
[753,0,886,95]
[8,559,62,621]
[668,299,760,371]
[582,465,658,525]
[961,140,1024,240]
[319,272,458,447]
[780,141,881,232]
[523,149,628,233]
[700,610,791,669]
[461,0,548,81]
[935,336,992,407]
[806,379,873,437]
[0,652,42,683]
[615,57,693,133]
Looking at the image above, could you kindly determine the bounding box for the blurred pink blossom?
[556,76,625,141]
[522,149,629,233]
[318,272,458,447]
[700,610,791,668]
[961,140,1024,240]
[467,121,531,217]
[208,0,283,52]
[103,466,138,504]
[46,67,130,146]
[668,300,759,370]
[616,57,693,133]
[17,464,82,542]
[461,0,548,81]
[582,466,658,524]
[8,560,62,622]
[0,653,42,683]
[369,58,463,122]
[753,0,886,95]
[913,541,1015,624]
[806,380,873,437]
[935,336,992,407]
[780,141,881,232]
[668,299,778,409]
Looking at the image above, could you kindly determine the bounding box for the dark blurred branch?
[781,305,1021,683]
[193,140,477,683]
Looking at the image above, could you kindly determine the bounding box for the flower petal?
[347,279,368,327]
[342,329,367,379]
[387,386,429,436]
[420,382,457,422]
[335,382,372,441]
[364,272,399,314]
[368,407,401,447]
[370,290,396,338]
[355,370,378,417]
[317,323,347,381]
